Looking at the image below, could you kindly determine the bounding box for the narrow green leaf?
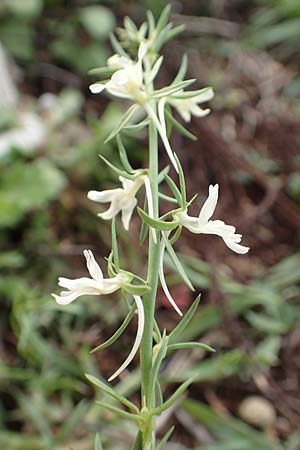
[152,377,193,416]
[96,401,140,421]
[173,54,188,84]
[169,226,182,245]
[106,251,117,278]
[165,24,186,42]
[165,175,182,206]
[158,165,170,183]
[174,153,186,207]
[147,10,155,35]
[86,374,139,413]
[95,433,103,450]
[158,192,178,204]
[109,33,128,57]
[173,87,213,100]
[124,283,151,295]
[99,155,135,180]
[153,79,196,99]
[168,342,215,352]
[153,22,173,52]
[147,334,169,400]
[155,5,171,36]
[105,104,139,143]
[131,430,143,450]
[123,118,150,133]
[139,196,149,244]
[155,380,164,407]
[169,295,201,344]
[90,304,136,354]
[124,16,138,34]
[156,426,175,450]
[162,232,194,291]
[117,135,134,173]
[147,56,163,84]
[88,66,116,77]
[138,207,178,231]
[165,109,197,141]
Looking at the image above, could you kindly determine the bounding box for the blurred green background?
[1,0,300,449]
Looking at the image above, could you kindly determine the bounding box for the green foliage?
[0,159,67,227]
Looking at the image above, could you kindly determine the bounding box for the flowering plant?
[52,6,249,449]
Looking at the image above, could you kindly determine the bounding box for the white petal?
[119,176,134,191]
[98,200,121,220]
[84,250,103,283]
[194,87,214,103]
[190,105,211,118]
[58,276,99,290]
[89,83,106,94]
[88,189,121,203]
[111,68,129,86]
[108,295,145,381]
[198,185,219,223]
[121,197,137,230]
[138,41,147,60]
[159,242,183,316]
[223,238,250,254]
[52,291,83,305]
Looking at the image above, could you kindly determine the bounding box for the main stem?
[140,115,160,448]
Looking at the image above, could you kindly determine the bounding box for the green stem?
[139,117,160,449]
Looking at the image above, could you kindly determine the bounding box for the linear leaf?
[153,79,196,99]
[156,426,175,450]
[124,282,151,295]
[117,135,134,173]
[138,208,178,231]
[109,33,128,57]
[131,431,143,450]
[95,433,103,450]
[85,374,138,413]
[152,377,193,416]
[169,295,201,344]
[162,232,194,291]
[165,109,197,141]
[173,54,188,84]
[165,175,182,206]
[96,401,140,421]
[105,104,139,143]
[168,342,215,352]
[174,153,186,207]
[147,333,169,401]
[98,155,135,180]
[90,304,136,353]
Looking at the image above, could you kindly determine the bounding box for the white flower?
[176,184,250,254]
[52,251,145,382]
[52,250,128,305]
[89,42,148,103]
[168,88,214,122]
[87,175,148,230]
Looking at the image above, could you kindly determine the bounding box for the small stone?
[238,396,276,428]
